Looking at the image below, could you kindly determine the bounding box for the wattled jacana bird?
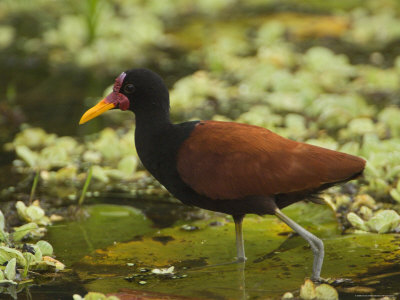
[79,69,366,280]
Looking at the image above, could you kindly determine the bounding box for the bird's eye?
[124,84,135,94]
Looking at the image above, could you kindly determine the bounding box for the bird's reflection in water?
[187,260,248,300]
[237,262,247,300]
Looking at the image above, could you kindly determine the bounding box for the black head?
[122,68,170,113]
[79,68,170,124]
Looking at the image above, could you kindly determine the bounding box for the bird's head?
[79,68,169,124]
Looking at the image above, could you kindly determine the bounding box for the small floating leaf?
[92,165,109,183]
[282,292,294,299]
[389,188,400,203]
[15,201,50,226]
[0,246,26,266]
[83,150,102,164]
[359,206,373,220]
[0,210,4,231]
[36,240,53,256]
[32,245,42,262]
[26,205,45,222]
[42,256,65,270]
[72,292,116,300]
[347,212,368,231]
[300,279,316,300]
[0,229,8,242]
[13,222,39,242]
[117,155,137,175]
[15,145,38,167]
[366,210,400,233]
[4,258,16,281]
[315,284,339,300]
[15,201,29,221]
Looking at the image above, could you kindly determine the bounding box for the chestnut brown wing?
[176,121,365,200]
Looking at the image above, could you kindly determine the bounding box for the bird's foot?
[310,276,327,283]
[235,256,247,263]
[311,277,353,285]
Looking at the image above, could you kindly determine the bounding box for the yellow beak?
[79,99,116,125]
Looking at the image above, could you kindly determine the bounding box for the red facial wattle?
[104,72,130,111]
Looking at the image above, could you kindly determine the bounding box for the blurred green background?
[2,0,400,212]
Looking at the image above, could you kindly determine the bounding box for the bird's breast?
[134,121,199,191]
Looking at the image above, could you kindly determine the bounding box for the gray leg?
[233,215,247,263]
[274,208,324,281]
[237,260,247,300]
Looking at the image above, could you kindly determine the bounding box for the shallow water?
[1,202,399,299]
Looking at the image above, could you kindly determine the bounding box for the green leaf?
[15,145,38,167]
[32,245,42,262]
[7,127,55,150]
[82,292,107,300]
[4,258,16,281]
[26,205,45,222]
[36,240,53,256]
[39,144,70,169]
[390,188,400,204]
[117,155,137,176]
[378,106,400,138]
[90,128,122,162]
[23,252,36,264]
[347,212,368,231]
[300,279,317,300]
[315,284,339,300]
[0,229,8,243]
[366,210,400,233]
[23,252,36,278]
[0,279,17,285]
[0,210,4,231]
[0,246,26,266]
[12,222,39,242]
[282,292,294,299]
[15,201,29,222]
[91,165,109,183]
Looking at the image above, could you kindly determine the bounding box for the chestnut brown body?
[177,121,365,203]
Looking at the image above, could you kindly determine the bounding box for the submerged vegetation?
[1,0,400,299]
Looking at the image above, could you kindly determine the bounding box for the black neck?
[134,108,172,133]
[133,107,175,181]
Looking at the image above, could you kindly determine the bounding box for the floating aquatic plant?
[0,207,64,295]
[16,201,50,228]
[347,209,400,233]
[299,279,339,300]
[73,292,120,300]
